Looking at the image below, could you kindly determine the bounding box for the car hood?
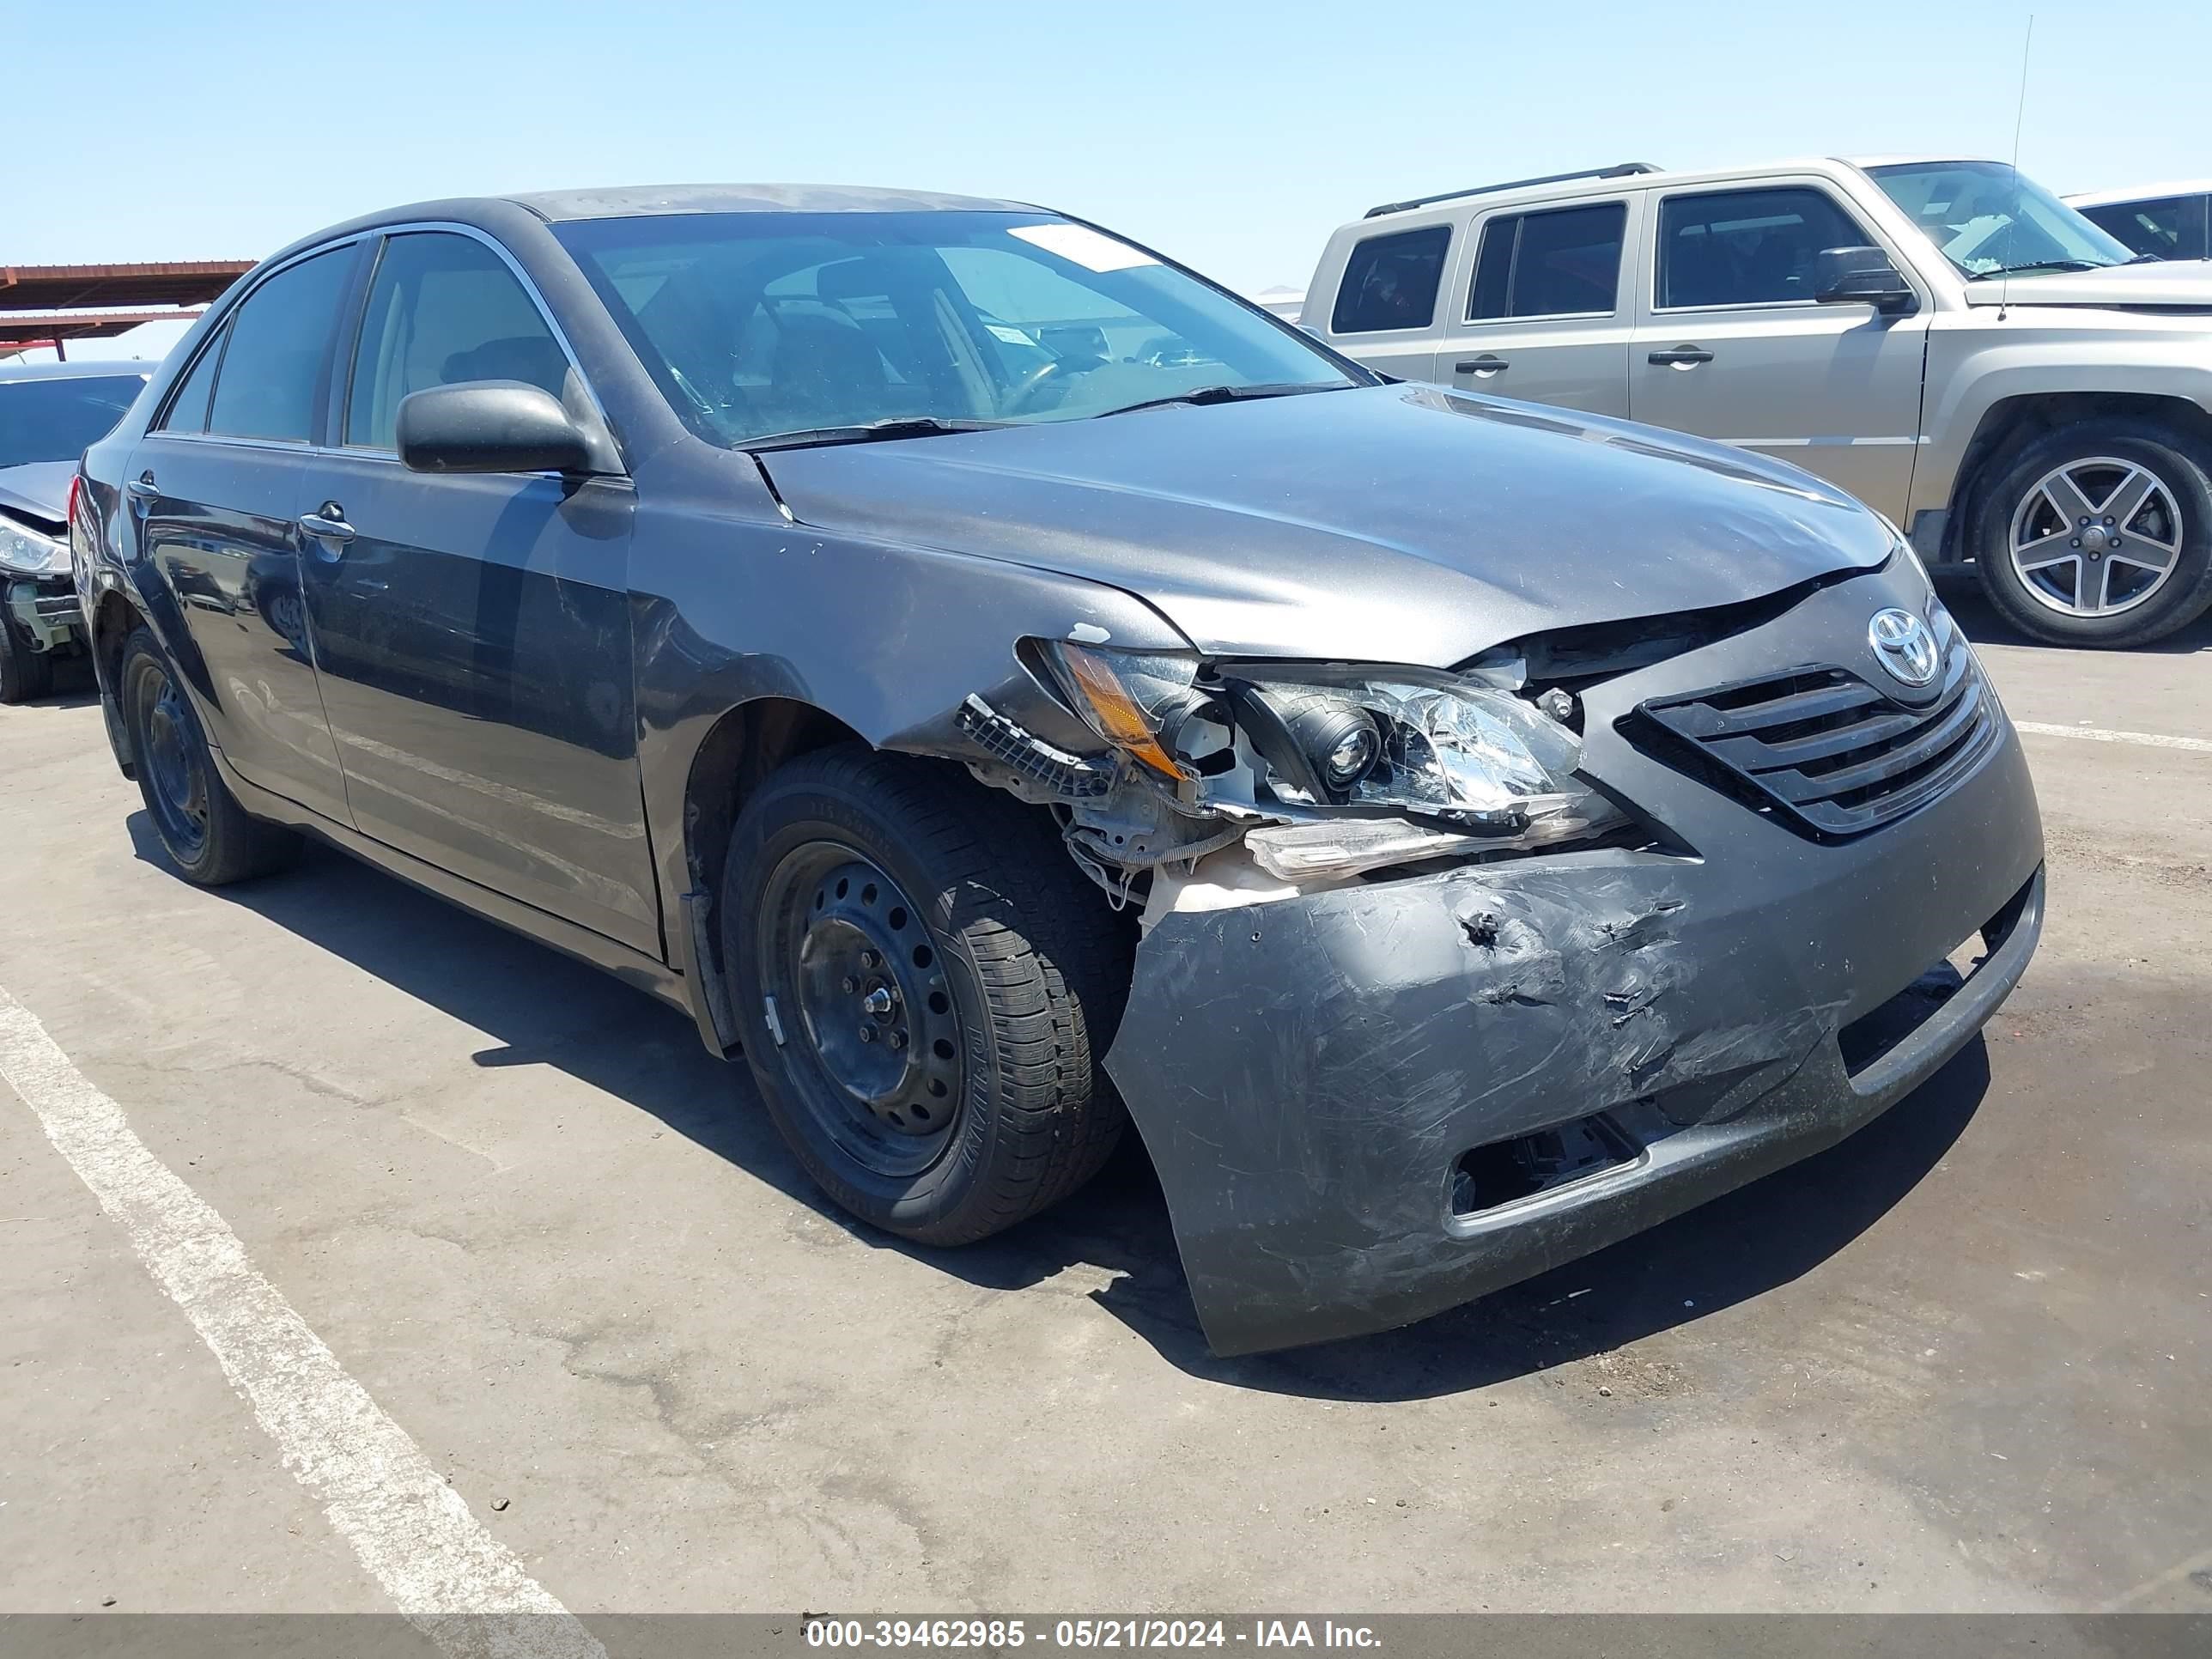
[0,460,72,527]
[1961,260,2212,308]
[757,384,1893,665]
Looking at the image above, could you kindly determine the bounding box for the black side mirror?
[1813,246,1917,313]
[397,382,594,476]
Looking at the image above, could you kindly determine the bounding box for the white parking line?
[0,984,606,1657]
[2014,721,2212,755]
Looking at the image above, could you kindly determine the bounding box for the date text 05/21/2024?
[802,1619,1382,1649]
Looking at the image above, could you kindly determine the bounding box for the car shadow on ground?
[149,825,1990,1404]
[1936,568,2212,653]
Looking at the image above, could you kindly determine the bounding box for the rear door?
[1438,196,1638,415]
[126,243,359,823]
[1316,221,1455,381]
[1628,181,1931,521]
[298,227,658,954]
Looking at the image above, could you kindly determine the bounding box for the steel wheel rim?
[134,659,210,859]
[2008,456,2184,618]
[762,842,963,1178]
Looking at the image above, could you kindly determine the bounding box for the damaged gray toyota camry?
[73,185,2044,1356]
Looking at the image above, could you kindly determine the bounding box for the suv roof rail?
[1364,162,1664,220]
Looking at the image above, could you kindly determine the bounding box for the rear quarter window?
[1331,226,1451,334]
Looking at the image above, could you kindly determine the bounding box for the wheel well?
[682,697,867,985]
[1948,392,2212,560]
[91,590,146,681]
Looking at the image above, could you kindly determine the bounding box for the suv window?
[205,247,354,442]
[2077,196,2199,260]
[1656,187,1869,310]
[1331,227,1451,333]
[1468,202,1627,320]
[346,233,572,450]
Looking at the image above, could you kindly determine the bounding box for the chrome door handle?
[125,477,158,500]
[1647,347,1715,367]
[297,510,356,544]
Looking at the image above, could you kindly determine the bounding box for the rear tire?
[1972,419,2212,647]
[0,617,54,704]
[118,627,301,885]
[722,744,1133,1245]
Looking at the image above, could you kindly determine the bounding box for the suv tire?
[118,627,301,884]
[1973,419,2212,647]
[723,744,1133,1246]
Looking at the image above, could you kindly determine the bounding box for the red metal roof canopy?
[1,261,252,310]
[0,309,207,347]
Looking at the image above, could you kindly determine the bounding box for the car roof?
[0,358,155,384]
[250,184,1059,280]
[2062,179,2212,208]
[1347,155,2013,228]
[503,182,1036,221]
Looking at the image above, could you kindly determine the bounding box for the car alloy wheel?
[2008,455,2184,618]
[760,841,966,1179]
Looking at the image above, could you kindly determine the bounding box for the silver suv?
[1307,156,2212,647]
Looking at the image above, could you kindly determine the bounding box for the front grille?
[1631,638,1997,838]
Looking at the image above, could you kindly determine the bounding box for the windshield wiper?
[740,416,1013,453]
[1966,259,2107,280]
[1092,381,1349,419]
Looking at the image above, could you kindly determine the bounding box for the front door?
[299,228,659,954]
[125,243,360,823]
[1439,196,1638,416]
[1629,183,1930,522]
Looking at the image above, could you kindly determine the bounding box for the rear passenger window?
[1468,202,1627,319]
[205,248,354,442]
[156,326,227,434]
[345,232,574,450]
[1331,227,1451,333]
[1656,188,1870,309]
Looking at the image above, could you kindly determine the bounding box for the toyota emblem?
[1869,607,1941,688]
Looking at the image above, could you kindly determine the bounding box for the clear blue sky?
[15,0,2209,361]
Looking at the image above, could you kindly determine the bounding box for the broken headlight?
[1039,642,1624,879]
[0,517,70,577]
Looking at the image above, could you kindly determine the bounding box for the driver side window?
[344,232,572,451]
[1656,187,1871,310]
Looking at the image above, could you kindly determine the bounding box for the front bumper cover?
[1104,572,2045,1357]
[4,575,85,653]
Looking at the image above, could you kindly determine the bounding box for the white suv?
[1306,156,2212,647]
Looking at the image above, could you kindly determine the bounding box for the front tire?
[723,745,1133,1245]
[1973,420,2212,647]
[118,627,300,885]
[0,617,54,704]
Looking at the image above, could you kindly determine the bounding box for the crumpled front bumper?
[1104,583,2045,1357]
[4,575,86,653]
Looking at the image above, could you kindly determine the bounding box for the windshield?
[0,374,145,470]
[555,210,1359,447]
[1866,161,2136,279]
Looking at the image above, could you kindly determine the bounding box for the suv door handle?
[125,476,158,501]
[297,506,356,546]
[1647,347,1715,367]
[1455,356,1509,375]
